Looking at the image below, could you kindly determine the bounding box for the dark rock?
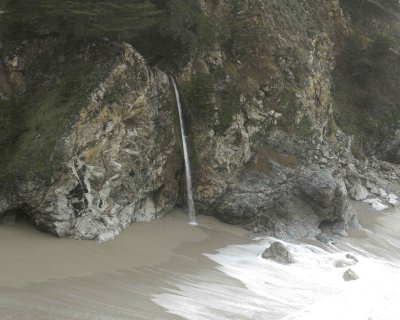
[299,168,337,208]
[0,211,16,225]
[298,167,351,224]
[346,254,359,263]
[262,242,294,264]
[331,219,348,237]
[343,269,359,281]
[316,232,331,244]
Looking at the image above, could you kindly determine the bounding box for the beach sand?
[0,209,250,320]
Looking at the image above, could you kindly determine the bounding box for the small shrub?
[183,73,216,122]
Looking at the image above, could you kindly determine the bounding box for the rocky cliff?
[0,0,399,241]
[0,42,181,240]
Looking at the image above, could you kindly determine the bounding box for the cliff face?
[178,0,355,238]
[0,0,399,240]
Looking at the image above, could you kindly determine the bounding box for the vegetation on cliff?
[0,0,217,65]
[333,0,400,157]
[0,41,117,183]
[0,0,219,183]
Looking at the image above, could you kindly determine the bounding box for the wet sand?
[0,209,249,287]
[0,209,250,320]
[1,205,399,320]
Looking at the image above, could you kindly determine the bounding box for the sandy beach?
[0,209,251,320]
[0,209,250,287]
[0,206,399,320]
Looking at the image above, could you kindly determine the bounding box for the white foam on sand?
[363,198,389,211]
[387,194,399,206]
[153,210,400,320]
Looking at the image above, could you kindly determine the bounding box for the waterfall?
[169,76,197,225]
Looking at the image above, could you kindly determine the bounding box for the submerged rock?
[335,259,355,268]
[364,198,389,211]
[343,269,359,281]
[262,242,294,264]
[97,230,119,243]
[335,254,358,268]
[346,254,359,263]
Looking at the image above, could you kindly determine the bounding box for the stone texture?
[343,269,359,281]
[0,44,181,240]
[349,184,369,201]
[262,242,294,264]
[317,233,335,245]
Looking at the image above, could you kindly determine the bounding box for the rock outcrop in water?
[343,268,359,281]
[262,242,294,264]
[0,0,400,240]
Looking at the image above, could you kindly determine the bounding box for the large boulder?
[298,167,349,221]
[212,161,356,239]
[0,43,181,240]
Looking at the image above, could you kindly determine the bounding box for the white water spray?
[170,76,197,225]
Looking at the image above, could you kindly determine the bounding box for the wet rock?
[379,188,388,197]
[365,181,374,190]
[316,232,335,245]
[387,194,399,206]
[97,230,119,243]
[364,198,389,211]
[331,219,348,237]
[371,186,381,196]
[335,254,358,268]
[262,242,294,264]
[349,184,369,201]
[335,259,356,268]
[346,254,359,263]
[343,269,359,281]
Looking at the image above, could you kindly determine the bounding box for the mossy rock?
[0,41,119,184]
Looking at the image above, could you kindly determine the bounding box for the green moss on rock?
[0,42,118,184]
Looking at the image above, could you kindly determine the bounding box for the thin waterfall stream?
[170,76,197,225]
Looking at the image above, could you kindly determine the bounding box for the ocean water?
[153,207,400,320]
[0,207,399,320]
